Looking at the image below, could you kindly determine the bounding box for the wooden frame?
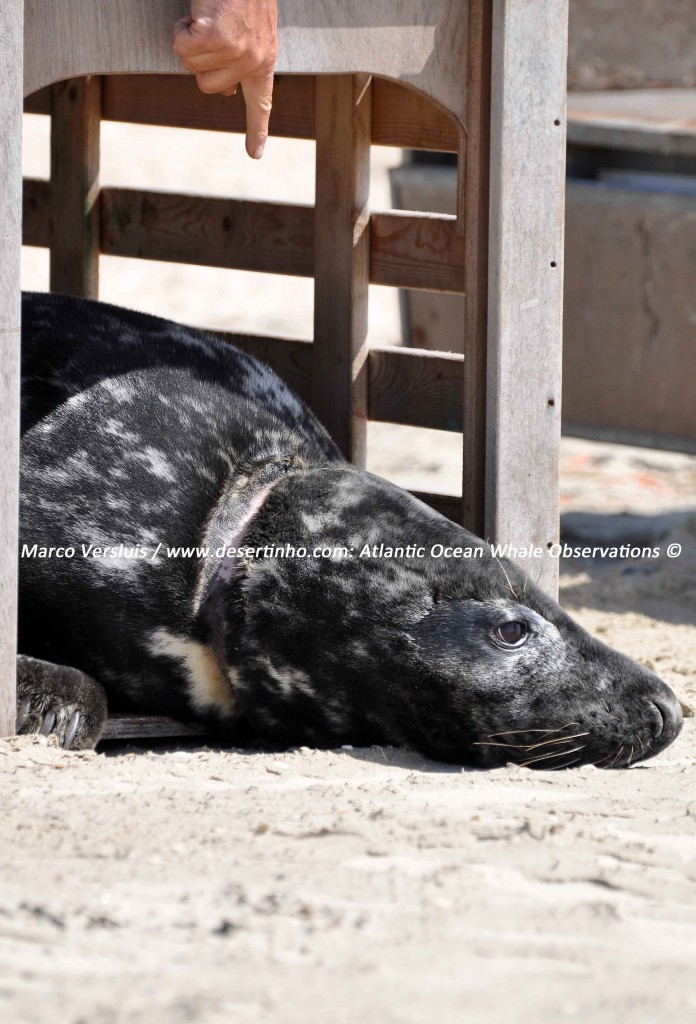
[1,0,569,737]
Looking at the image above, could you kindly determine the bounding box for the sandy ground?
[3,115,695,1024]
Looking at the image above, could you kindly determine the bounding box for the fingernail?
[253,144,265,160]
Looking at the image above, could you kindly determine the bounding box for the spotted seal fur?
[17,292,683,766]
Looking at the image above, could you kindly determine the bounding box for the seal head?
[218,466,683,768]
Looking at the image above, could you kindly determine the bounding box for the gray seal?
[17,292,683,766]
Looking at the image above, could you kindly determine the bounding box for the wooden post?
[312,74,371,466]
[0,0,24,737]
[461,0,492,536]
[50,76,101,297]
[486,0,569,596]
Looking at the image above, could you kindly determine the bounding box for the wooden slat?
[221,334,464,432]
[410,491,463,524]
[223,334,313,405]
[461,0,492,537]
[49,76,101,297]
[486,0,568,596]
[22,178,51,248]
[27,74,460,153]
[23,0,470,121]
[367,346,463,432]
[24,88,50,115]
[0,0,23,738]
[312,75,371,464]
[372,78,458,152]
[100,189,315,278]
[370,211,464,294]
[104,73,316,140]
[101,714,211,741]
[98,187,465,294]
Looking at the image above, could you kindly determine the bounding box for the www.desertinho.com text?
[20,541,677,562]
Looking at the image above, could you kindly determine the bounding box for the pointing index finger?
[241,70,275,159]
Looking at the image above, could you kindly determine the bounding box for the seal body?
[18,292,684,765]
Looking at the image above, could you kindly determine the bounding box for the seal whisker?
[474,731,589,752]
[491,553,521,602]
[523,731,589,750]
[486,721,581,740]
[519,744,585,768]
[549,756,583,770]
[594,745,624,769]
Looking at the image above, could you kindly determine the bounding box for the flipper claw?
[16,699,31,731]
[63,711,80,750]
[39,710,57,736]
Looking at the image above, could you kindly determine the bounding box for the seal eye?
[495,621,528,647]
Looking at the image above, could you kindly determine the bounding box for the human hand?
[173,0,278,159]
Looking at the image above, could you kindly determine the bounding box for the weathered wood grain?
[28,75,460,153]
[487,0,568,596]
[370,211,464,294]
[100,189,316,278]
[0,0,24,737]
[22,177,51,248]
[97,188,465,293]
[371,78,458,152]
[367,346,463,432]
[101,715,212,741]
[104,73,315,140]
[461,0,492,537]
[410,491,463,525]
[24,0,469,126]
[49,76,101,297]
[219,333,465,432]
[312,75,372,464]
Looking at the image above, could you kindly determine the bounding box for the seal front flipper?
[16,655,108,749]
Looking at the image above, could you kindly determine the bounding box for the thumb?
[241,70,275,159]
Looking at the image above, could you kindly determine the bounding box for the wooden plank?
[100,714,212,742]
[563,181,696,443]
[98,187,464,293]
[486,0,568,596]
[22,177,51,248]
[367,346,463,432]
[370,211,464,294]
[23,0,469,128]
[461,0,492,537]
[222,334,313,405]
[410,491,462,524]
[100,189,315,278]
[104,73,315,140]
[312,75,371,464]
[220,333,464,432]
[568,0,696,91]
[567,90,696,158]
[29,75,459,152]
[49,76,101,297]
[372,78,458,152]
[0,0,23,737]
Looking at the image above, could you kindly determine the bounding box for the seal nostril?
[648,693,683,743]
[648,699,665,739]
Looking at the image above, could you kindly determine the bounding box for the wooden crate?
[1,1,570,737]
